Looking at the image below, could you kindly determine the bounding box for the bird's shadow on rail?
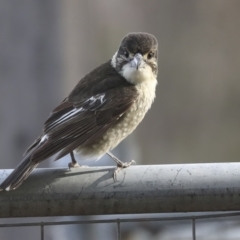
[56,167,115,177]
[52,166,126,189]
[0,167,127,193]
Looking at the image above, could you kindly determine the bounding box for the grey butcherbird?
[0,32,158,191]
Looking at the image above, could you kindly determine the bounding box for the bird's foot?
[68,162,89,170]
[113,159,136,182]
[68,162,80,170]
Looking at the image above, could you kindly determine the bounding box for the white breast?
[100,71,157,150]
[121,77,157,133]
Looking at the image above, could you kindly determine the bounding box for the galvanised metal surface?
[0,163,240,218]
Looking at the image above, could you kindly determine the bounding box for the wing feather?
[29,85,137,162]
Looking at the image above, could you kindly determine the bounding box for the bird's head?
[112,32,158,85]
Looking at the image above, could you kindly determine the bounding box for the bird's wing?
[25,78,137,163]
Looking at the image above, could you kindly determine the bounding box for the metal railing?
[1,163,240,239]
[1,212,240,240]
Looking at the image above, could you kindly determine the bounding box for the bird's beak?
[131,53,143,70]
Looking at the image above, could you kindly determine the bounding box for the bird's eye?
[147,52,154,59]
[124,51,129,58]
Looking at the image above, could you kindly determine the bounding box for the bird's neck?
[111,52,157,85]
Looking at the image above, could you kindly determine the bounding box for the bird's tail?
[0,155,38,191]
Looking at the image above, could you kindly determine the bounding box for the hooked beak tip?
[131,53,143,69]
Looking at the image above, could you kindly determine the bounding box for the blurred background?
[0,0,240,239]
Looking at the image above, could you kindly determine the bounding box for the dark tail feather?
[0,155,38,191]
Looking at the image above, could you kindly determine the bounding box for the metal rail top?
[1,163,240,218]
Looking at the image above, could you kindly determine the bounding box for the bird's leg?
[68,151,80,169]
[68,152,89,170]
[106,151,136,181]
[107,151,135,167]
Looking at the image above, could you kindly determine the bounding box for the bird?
[0,32,158,191]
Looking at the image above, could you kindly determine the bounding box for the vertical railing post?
[41,222,44,240]
[117,219,121,240]
[192,218,196,240]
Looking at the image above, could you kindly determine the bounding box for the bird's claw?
[113,160,136,182]
[68,162,89,171]
[68,162,80,170]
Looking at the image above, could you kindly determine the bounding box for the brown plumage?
[0,32,158,190]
